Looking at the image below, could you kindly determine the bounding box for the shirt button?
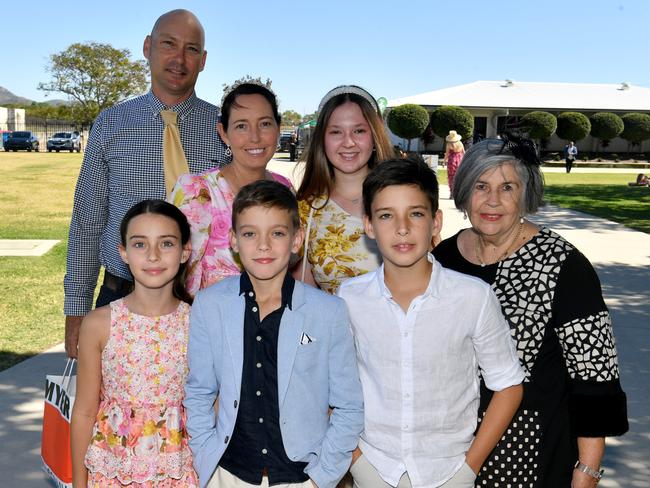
[256,362,262,368]
[262,448,268,455]
[402,425,409,431]
[256,390,262,396]
[224,436,230,443]
[259,417,264,423]
[404,393,410,399]
[252,306,258,312]
[256,336,262,342]
[233,400,238,408]
[403,332,409,337]
[248,291,254,297]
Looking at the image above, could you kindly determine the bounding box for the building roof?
[387,80,650,112]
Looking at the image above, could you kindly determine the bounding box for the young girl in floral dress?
[71,200,198,487]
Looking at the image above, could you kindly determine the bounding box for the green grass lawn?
[0,154,647,371]
[0,152,80,370]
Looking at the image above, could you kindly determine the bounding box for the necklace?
[475,220,524,267]
[333,189,362,204]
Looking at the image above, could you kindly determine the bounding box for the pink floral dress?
[445,149,465,195]
[84,300,198,487]
[169,168,293,297]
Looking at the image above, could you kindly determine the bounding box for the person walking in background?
[434,136,628,487]
[169,82,292,297]
[289,132,299,162]
[445,130,465,198]
[564,140,578,173]
[64,9,228,358]
[294,85,394,293]
[71,200,198,487]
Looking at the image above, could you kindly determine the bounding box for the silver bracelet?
[574,461,604,480]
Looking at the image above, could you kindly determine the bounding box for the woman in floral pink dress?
[169,82,291,296]
[71,200,197,487]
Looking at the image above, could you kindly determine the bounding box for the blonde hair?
[446,140,464,154]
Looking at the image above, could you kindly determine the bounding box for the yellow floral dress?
[84,299,198,487]
[299,197,381,294]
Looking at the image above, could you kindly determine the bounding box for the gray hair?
[452,138,545,215]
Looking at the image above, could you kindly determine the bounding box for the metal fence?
[1,121,89,151]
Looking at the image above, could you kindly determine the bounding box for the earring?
[225,146,232,157]
[463,210,468,220]
[520,215,524,224]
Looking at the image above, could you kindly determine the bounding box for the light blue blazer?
[184,276,364,488]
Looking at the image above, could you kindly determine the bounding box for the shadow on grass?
[545,184,650,233]
[0,350,37,372]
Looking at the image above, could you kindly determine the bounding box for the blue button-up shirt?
[64,91,229,315]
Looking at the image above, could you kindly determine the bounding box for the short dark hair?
[232,180,300,230]
[120,199,193,304]
[363,156,439,217]
[221,83,281,128]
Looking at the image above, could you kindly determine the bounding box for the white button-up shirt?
[338,255,524,488]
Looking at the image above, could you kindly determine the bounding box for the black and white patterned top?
[64,91,229,315]
[434,227,628,488]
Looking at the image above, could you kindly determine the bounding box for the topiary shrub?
[387,104,430,151]
[520,111,557,143]
[590,112,624,150]
[620,113,650,153]
[556,112,591,142]
[429,105,474,142]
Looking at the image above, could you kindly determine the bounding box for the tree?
[590,112,624,151]
[429,106,474,143]
[556,112,591,142]
[620,113,650,153]
[301,112,318,124]
[281,110,302,127]
[520,111,556,149]
[387,104,429,151]
[38,42,148,126]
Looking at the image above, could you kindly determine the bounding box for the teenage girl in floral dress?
[295,85,394,293]
[71,200,198,487]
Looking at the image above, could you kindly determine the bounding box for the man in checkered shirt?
[63,9,229,357]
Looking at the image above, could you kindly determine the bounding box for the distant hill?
[0,86,68,106]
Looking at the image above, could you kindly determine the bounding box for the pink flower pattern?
[84,300,198,487]
[169,168,293,296]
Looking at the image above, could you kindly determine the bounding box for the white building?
[0,106,26,131]
[387,80,650,152]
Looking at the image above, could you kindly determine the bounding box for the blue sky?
[3,0,648,115]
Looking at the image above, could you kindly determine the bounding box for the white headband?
[317,85,380,114]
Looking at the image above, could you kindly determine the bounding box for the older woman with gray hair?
[433,136,628,488]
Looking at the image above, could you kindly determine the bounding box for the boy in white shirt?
[338,157,525,488]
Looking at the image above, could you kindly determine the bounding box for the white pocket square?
[300,333,315,345]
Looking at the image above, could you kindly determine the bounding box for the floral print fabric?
[299,197,381,294]
[84,300,198,487]
[170,168,293,296]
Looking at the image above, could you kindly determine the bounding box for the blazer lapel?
[223,288,245,399]
[277,282,305,408]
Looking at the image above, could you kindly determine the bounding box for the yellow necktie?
[161,110,190,196]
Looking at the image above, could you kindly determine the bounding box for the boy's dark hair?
[232,180,300,230]
[120,199,193,305]
[363,156,439,217]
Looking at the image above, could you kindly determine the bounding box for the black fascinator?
[499,133,541,167]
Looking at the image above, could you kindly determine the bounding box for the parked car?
[47,131,81,152]
[278,132,293,152]
[3,131,39,152]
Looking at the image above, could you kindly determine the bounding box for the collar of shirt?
[146,90,198,122]
[376,253,441,302]
[239,271,295,311]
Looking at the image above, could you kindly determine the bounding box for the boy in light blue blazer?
[184,180,364,488]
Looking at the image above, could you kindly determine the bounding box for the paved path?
[0,161,647,486]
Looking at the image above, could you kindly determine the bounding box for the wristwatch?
[574,461,604,480]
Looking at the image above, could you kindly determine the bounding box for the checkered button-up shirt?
[64,91,229,315]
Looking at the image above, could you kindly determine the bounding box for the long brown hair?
[296,92,394,206]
